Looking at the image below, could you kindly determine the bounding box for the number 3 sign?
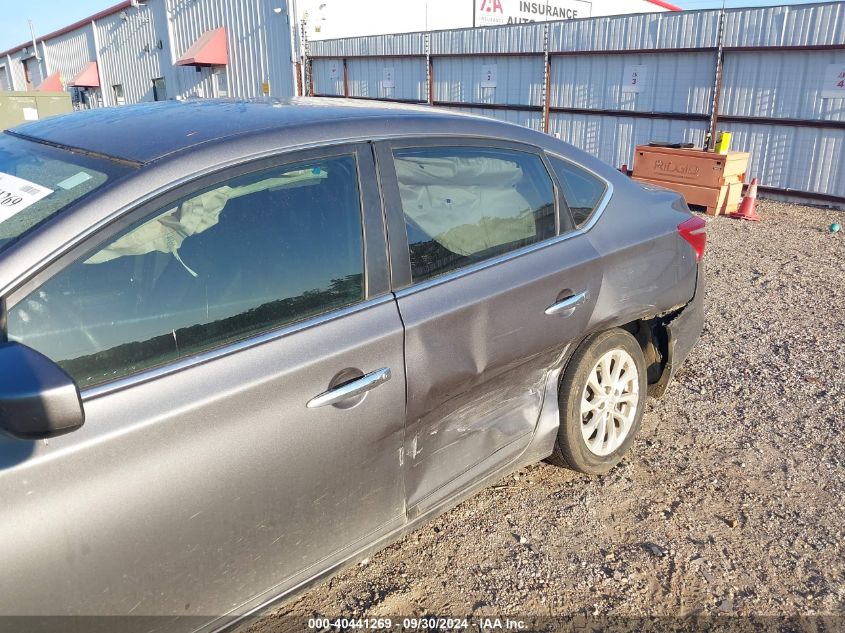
[622,65,646,94]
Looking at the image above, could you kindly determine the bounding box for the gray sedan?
[0,99,704,631]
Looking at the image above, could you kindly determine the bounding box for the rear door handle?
[307,367,392,409]
[545,290,588,316]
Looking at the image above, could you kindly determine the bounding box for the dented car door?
[376,139,605,513]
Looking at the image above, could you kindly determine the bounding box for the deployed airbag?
[394,155,537,256]
[85,169,328,268]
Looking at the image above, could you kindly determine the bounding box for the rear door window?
[7,154,365,389]
[391,147,556,282]
[547,155,607,227]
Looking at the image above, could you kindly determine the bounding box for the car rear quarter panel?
[513,130,699,332]
[581,177,698,332]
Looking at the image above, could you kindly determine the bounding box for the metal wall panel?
[95,2,171,106]
[433,55,544,106]
[311,32,426,57]
[166,0,293,101]
[4,56,20,91]
[429,23,546,55]
[5,50,43,90]
[0,66,9,91]
[549,113,708,169]
[724,2,845,48]
[549,51,714,114]
[43,27,98,86]
[262,3,297,100]
[441,105,545,132]
[721,49,845,121]
[347,57,426,101]
[548,9,720,52]
[312,59,344,96]
[722,123,844,197]
[4,55,24,92]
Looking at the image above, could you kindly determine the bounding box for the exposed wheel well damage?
[620,310,679,398]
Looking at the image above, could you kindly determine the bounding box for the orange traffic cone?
[730,178,761,221]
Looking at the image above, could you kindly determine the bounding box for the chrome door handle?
[545,290,588,316]
[307,367,392,409]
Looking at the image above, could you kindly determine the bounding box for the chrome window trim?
[394,165,613,299]
[0,133,577,298]
[546,151,612,232]
[7,148,376,400]
[80,294,394,402]
[6,131,613,399]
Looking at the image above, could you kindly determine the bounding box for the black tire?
[547,328,648,475]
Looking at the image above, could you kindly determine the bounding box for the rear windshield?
[0,132,131,254]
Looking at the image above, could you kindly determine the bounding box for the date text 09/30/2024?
[308,617,529,630]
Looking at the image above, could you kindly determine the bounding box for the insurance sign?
[476,0,593,26]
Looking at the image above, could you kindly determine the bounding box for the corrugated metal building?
[0,0,297,107]
[308,2,845,206]
[1,1,843,205]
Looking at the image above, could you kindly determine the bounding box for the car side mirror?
[0,342,85,440]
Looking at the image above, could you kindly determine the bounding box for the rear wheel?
[548,328,647,474]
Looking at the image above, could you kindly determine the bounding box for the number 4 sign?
[622,65,646,94]
[821,64,845,99]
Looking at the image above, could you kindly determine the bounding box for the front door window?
[8,154,365,389]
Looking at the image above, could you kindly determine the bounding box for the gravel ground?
[248,200,845,631]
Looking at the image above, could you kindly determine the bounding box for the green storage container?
[0,91,73,131]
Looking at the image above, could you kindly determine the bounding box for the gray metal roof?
[5,98,478,164]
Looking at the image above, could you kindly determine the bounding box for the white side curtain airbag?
[394,155,537,256]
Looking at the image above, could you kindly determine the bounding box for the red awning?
[36,72,63,91]
[176,27,228,67]
[68,61,100,88]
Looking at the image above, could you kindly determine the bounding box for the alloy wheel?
[580,348,640,456]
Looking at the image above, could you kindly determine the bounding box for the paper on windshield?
[0,172,54,224]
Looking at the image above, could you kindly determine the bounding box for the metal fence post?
[707,8,726,150]
[542,23,551,134]
[426,32,433,105]
[301,20,313,97]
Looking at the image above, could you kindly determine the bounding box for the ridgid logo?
[480,0,504,13]
[654,159,701,178]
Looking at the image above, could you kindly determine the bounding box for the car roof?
[7,98,498,165]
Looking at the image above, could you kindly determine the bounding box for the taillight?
[677,216,707,263]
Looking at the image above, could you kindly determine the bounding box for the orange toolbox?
[632,145,750,216]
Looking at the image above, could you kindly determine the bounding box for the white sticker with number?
[622,65,647,94]
[0,172,54,224]
[382,67,395,89]
[481,64,497,88]
[821,64,845,99]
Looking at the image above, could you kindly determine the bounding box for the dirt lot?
[249,200,845,630]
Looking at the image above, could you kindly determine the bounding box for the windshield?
[0,132,132,254]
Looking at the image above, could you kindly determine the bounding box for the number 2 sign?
[481,64,497,88]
